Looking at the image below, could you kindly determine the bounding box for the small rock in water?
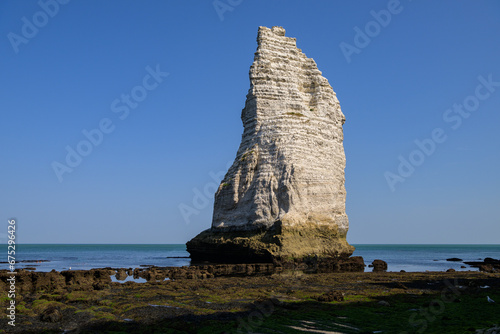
[484,257,500,264]
[371,260,388,272]
[446,268,456,272]
[446,258,463,262]
[377,300,390,307]
[115,269,128,281]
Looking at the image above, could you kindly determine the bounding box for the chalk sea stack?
[187,26,354,265]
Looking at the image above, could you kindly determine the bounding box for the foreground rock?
[1,270,498,333]
[0,269,112,294]
[40,306,63,323]
[187,26,353,265]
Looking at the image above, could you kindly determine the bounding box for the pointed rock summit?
[187,26,354,264]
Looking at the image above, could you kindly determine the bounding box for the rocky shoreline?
[1,260,499,333]
[2,255,498,295]
[0,257,368,296]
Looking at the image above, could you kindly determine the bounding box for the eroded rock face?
[187,26,354,264]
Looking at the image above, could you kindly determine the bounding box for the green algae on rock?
[187,221,354,265]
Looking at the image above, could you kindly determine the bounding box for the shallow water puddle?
[287,320,359,333]
[111,275,147,283]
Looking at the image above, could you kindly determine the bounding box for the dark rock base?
[186,221,355,267]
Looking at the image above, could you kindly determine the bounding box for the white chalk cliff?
[187,26,354,263]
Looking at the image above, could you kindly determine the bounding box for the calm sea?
[2,244,499,273]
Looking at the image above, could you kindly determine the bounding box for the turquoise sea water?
[3,244,190,272]
[2,244,499,272]
[352,244,500,272]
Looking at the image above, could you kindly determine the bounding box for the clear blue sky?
[1,0,499,244]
